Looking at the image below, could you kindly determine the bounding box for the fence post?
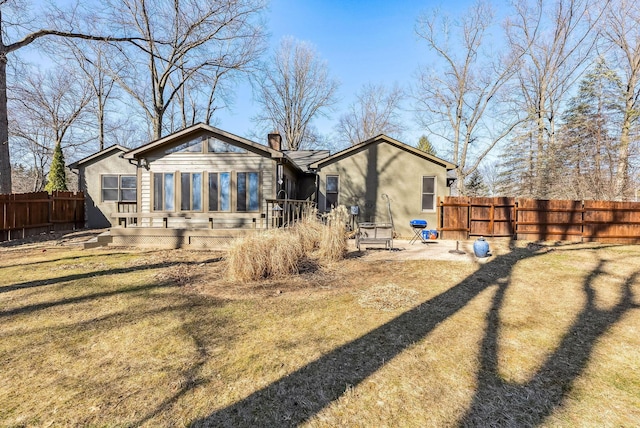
[437,197,442,232]
[48,191,53,233]
[466,197,471,240]
[581,200,585,243]
[514,199,519,241]
[489,199,496,236]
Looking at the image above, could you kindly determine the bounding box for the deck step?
[83,231,112,249]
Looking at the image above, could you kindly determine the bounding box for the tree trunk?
[152,110,163,140]
[0,51,11,194]
[98,102,105,151]
[615,78,637,200]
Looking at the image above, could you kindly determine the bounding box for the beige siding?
[140,169,151,213]
[317,141,450,237]
[79,151,137,228]
[140,169,151,226]
[139,150,277,225]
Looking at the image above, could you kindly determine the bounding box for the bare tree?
[9,66,92,191]
[479,160,502,196]
[602,0,640,199]
[415,0,523,195]
[336,83,405,145]
[0,0,148,194]
[170,57,238,131]
[505,0,606,198]
[48,39,121,152]
[253,37,339,151]
[100,0,266,141]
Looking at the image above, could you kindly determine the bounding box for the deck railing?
[265,199,316,229]
[113,199,315,229]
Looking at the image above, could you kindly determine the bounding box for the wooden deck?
[109,226,259,249]
[109,199,316,249]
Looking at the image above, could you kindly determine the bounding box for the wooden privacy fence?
[439,196,640,243]
[0,191,84,242]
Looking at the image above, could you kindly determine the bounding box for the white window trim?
[421,176,436,212]
[325,175,339,211]
[101,174,136,202]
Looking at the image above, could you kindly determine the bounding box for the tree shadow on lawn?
[0,252,124,269]
[191,243,638,427]
[460,258,639,427]
[0,257,222,295]
[0,257,223,318]
[0,279,180,318]
[1,281,234,426]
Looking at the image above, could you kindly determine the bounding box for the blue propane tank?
[473,237,490,258]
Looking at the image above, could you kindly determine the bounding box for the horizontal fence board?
[439,196,640,244]
[0,191,84,242]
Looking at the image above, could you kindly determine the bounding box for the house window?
[102,175,136,202]
[208,172,231,211]
[153,173,175,211]
[166,138,203,154]
[326,175,339,210]
[237,172,260,212]
[422,176,436,211]
[180,173,202,211]
[207,138,246,153]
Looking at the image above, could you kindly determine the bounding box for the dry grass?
[357,283,420,311]
[295,209,325,253]
[317,205,349,261]
[226,229,305,281]
[1,241,639,427]
[226,206,349,281]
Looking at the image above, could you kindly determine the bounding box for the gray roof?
[309,134,457,170]
[284,150,331,173]
[68,144,129,169]
[124,123,284,160]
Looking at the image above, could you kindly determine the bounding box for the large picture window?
[153,171,259,213]
[153,173,175,211]
[236,172,260,212]
[102,175,136,202]
[180,173,202,211]
[422,176,436,211]
[326,175,339,210]
[208,172,231,212]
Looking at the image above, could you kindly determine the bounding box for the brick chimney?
[268,132,282,151]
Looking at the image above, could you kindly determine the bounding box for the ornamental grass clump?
[317,205,349,262]
[294,207,323,252]
[226,229,304,281]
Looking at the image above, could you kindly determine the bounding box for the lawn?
[1,240,639,427]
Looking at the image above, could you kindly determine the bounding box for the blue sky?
[217,0,473,148]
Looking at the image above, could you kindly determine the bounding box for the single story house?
[310,134,456,237]
[72,123,456,248]
[69,144,136,229]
